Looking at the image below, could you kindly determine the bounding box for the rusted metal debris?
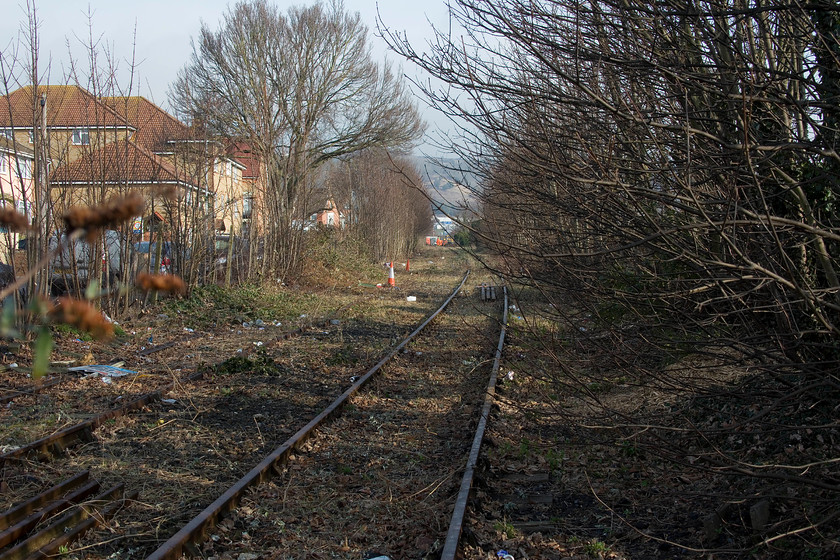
[0,475,136,560]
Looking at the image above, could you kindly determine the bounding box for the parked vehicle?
[133,241,192,275]
[134,241,171,274]
[49,230,123,292]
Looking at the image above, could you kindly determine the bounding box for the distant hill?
[415,156,480,216]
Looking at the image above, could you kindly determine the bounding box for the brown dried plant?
[136,273,187,295]
[150,185,179,200]
[48,297,114,339]
[0,208,32,232]
[63,192,145,240]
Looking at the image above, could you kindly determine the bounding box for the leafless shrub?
[385,0,840,554]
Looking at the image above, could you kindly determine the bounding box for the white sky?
[0,0,458,154]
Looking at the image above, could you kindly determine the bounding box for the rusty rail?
[0,477,136,560]
[0,378,62,405]
[0,391,161,465]
[0,322,315,465]
[145,270,471,560]
[441,286,508,559]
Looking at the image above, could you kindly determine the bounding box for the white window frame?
[71,128,90,145]
[18,159,33,179]
[243,193,253,218]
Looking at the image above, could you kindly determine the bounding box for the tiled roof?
[51,139,200,188]
[103,96,190,150]
[226,141,261,180]
[0,85,130,129]
[0,136,34,158]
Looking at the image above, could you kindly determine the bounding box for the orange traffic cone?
[388,262,395,287]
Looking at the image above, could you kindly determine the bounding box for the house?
[313,198,343,228]
[48,138,204,209]
[103,96,250,236]
[0,136,34,263]
[226,142,262,235]
[0,86,252,241]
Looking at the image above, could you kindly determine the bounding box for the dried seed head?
[0,208,31,232]
[49,297,114,340]
[136,273,187,295]
[151,185,179,200]
[63,192,145,238]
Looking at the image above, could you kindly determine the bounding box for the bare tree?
[170,0,425,280]
[326,150,432,262]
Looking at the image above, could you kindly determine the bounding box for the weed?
[620,441,638,457]
[163,283,317,329]
[325,345,359,366]
[494,520,517,539]
[583,540,609,556]
[208,350,279,377]
[519,438,532,458]
[586,381,611,394]
[545,448,563,471]
[53,323,93,342]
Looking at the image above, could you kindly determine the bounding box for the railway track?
[1,266,508,559]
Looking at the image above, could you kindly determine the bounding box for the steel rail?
[1,306,338,464]
[0,378,62,405]
[441,286,509,560]
[146,270,471,560]
[0,391,161,464]
[0,484,135,560]
[0,314,333,465]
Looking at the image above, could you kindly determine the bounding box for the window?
[28,131,34,144]
[0,157,6,174]
[17,159,32,179]
[243,193,253,218]
[71,128,90,145]
[0,128,12,140]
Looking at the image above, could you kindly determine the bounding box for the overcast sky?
[0,0,458,154]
